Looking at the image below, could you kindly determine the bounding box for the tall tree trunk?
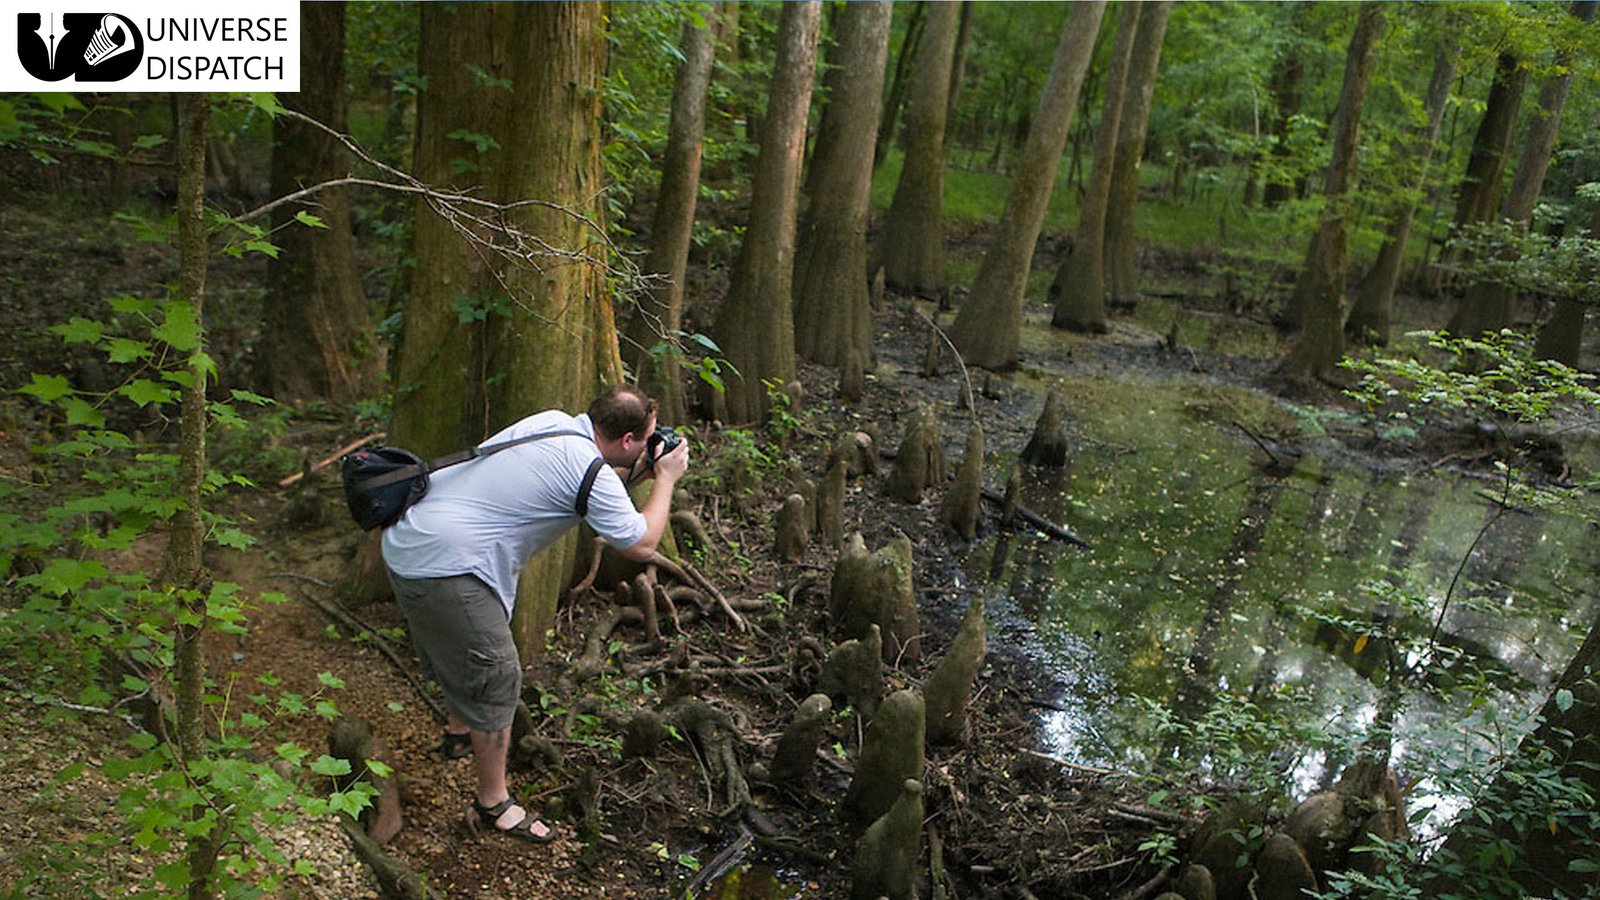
[1261,7,1307,209]
[945,0,974,140]
[1104,1,1172,311]
[874,1,927,172]
[397,2,620,655]
[171,91,220,900]
[1347,33,1459,345]
[1049,3,1141,334]
[1431,51,1527,296]
[1528,1,1598,360]
[877,1,961,300]
[711,0,821,424]
[1277,3,1384,382]
[1455,0,1594,341]
[622,8,717,426]
[947,2,1107,371]
[794,0,892,370]
[262,1,379,405]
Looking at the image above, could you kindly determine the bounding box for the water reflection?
[973,373,1597,833]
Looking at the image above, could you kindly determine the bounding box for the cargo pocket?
[464,646,519,723]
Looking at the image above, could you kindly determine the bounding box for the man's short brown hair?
[588,384,658,441]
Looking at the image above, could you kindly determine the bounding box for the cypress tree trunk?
[1431,52,1527,297]
[877,1,961,300]
[262,1,378,404]
[397,3,620,654]
[1104,1,1172,311]
[622,8,717,426]
[1261,6,1307,208]
[947,2,1106,370]
[794,0,891,370]
[873,1,926,173]
[1049,3,1141,334]
[1347,34,1458,345]
[1277,3,1384,382]
[711,0,821,424]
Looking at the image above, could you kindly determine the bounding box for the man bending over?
[381,384,689,843]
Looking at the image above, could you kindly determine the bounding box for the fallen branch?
[285,581,446,724]
[336,814,432,899]
[1018,747,1118,777]
[980,488,1091,549]
[277,432,386,488]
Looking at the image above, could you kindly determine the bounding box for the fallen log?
[979,488,1091,549]
[337,814,432,900]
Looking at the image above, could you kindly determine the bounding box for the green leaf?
[119,379,177,408]
[309,755,352,777]
[275,741,309,766]
[36,92,86,115]
[49,317,104,344]
[18,373,73,402]
[133,133,168,150]
[27,557,108,595]
[63,397,106,427]
[152,302,202,351]
[242,239,280,258]
[248,92,286,115]
[317,672,346,690]
[105,337,153,363]
[121,674,151,693]
[366,759,393,779]
[293,210,327,229]
[1556,688,1575,713]
[128,732,159,751]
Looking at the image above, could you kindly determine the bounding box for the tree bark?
[794,0,891,370]
[1347,33,1459,345]
[1261,6,1307,209]
[262,1,379,405]
[1277,3,1384,382]
[1049,3,1141,334]
[1431,51,1527,297]
[170,90,220,900]
[877,0,961,300]
[1104,1,1172,311]
[622,8,717,426]
[397,2,620,655]
[947,1,1107,370]
[873,1,926,173]
[710,0,821,424]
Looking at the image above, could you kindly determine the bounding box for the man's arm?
[619,441,689,562]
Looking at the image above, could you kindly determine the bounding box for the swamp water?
[972,369,1598,835]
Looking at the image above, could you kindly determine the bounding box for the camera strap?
[358,429,592,491]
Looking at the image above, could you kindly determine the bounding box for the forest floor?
[0,160,1557,899]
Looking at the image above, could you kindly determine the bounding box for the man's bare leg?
[470,726,552,838]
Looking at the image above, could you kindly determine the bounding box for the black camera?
[646,425,681,466]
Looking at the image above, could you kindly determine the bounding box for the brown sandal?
[469,798,556,844]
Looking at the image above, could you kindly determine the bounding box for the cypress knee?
[771,693,833,785]
[923,595,987,745]
[851,779,925,900]
[1020,391,1070,468]
[938,423,983,539]
[777,494,811,562]
[843,690,925,828]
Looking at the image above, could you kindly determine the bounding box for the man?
[381,385,689,843]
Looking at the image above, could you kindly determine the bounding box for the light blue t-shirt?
[381,411,648,618]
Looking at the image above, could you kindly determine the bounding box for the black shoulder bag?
[340,430,606,531]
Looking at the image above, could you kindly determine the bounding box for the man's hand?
[652,439,689,484]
